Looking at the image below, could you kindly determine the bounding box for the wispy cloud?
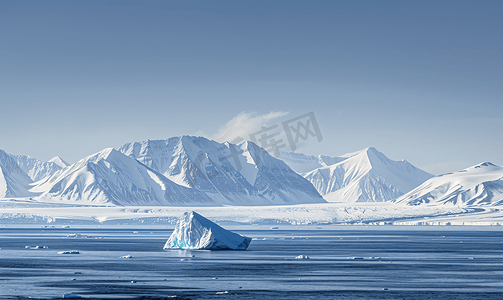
[212,111,289,143]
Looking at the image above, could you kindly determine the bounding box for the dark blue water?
[0,227,502,299]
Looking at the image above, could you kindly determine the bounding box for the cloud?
[212,111,289,143]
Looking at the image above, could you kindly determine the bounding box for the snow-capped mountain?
[31,148,215,206]
[394,162,503,206]
[10,154,63,182]
[117,136,325,205]
[48,156,70,168]
[277,151,345,174]
[303,147,433,203]
[0,149,34,198]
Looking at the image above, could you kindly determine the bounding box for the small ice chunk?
[295,255,310,260]
[25,246,47,249]
[58,251,80,254]
[216,291,228,295]
[164,211,252,250]
[121,255,133,259]
[62,292,82,298]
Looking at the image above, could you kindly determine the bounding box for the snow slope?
[30,148,215,206]
[11,154,63,182]
[0,149,34,198]
[303,147,433,203]
[394,162,503,206]
[164,211,251,250]
[117,136,325,205]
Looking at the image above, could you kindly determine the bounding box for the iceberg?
[164,211,251,250]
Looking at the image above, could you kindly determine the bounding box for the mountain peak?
[0,149,34,197]
[48,156,69,168]
[340,146,382,160]
[303,146,433,203]
[469,162,499,169]
[94,147,117,161]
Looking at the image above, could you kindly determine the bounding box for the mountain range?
[1,136,501,207]
[117,136,324,205]
[30,148,215,206]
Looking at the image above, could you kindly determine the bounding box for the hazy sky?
[1,0,502,174]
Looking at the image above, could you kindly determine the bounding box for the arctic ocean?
[0,225,502,299]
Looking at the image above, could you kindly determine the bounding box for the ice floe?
[25,245,47,249]
[58,250,80,254]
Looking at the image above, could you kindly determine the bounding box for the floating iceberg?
[164,211,251,250]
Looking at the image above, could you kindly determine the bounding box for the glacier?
[164,211,252,250]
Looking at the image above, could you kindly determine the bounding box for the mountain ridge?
[394,162,503,206]
[117,136,325,205]
[31,147,216,206]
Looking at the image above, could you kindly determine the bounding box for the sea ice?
[163,211,252,250]
[58,251,80,254]
[25,245,47,249]
[216,291,229,295]
[65,234,90,239]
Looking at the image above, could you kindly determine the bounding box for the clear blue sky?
[1,0,502,174]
